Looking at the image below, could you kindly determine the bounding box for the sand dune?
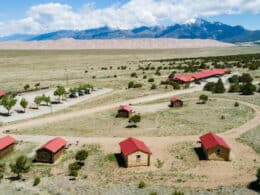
[0,38,233,49]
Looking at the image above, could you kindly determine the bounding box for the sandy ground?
[0,38,233,49]
[0,83,259,189]
[0,97,259,188]
[0,88,113,123]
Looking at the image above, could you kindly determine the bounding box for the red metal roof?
[118,105,132,113]
[0,91,6,97]
[170,97,182,102]
[174,69,228,82]
[0,135,16,150]
[38,137,67,153]
[200,132,230,150]
[119,137,152,156]
[173,74,193,82]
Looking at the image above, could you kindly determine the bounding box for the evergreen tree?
[214,79,225,93]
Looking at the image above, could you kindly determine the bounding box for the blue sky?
[0,0,260,36]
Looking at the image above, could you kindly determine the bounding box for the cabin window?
[216,149,221,156]
[136,155,141,162]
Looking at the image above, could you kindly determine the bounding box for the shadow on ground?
[247,181,260,193]
[114,153,126,168]
[194,147,207,160]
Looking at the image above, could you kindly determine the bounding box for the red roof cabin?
[116,105,133,118]
[170,97,183,107]
[0,91,6,98]
[0,135,16,158]
[199,132,230,161]
[36,137,67,163]
[119,137,152,167]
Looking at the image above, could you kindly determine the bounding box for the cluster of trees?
[228,73,257,95]
[161,79,181,90]
[68,150,88,177]
[34,94,51,109]
[203,79,225,94]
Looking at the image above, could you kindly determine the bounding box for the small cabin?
[199,132,230,161]
[119,137,152,167]
[36,137,67,163]
[170,97,183,107]
[116,105,132,118]
[0,135,16,158]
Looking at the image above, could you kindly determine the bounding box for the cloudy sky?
[0,0,260,36]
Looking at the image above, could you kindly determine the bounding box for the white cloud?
[0,0,260,36]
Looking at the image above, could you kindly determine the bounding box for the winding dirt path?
[0,90,259,188]
[0,86,203,133]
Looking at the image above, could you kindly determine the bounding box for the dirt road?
[0,88,259,188]
[0,85,203,132]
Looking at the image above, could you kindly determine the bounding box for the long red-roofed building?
[199,132,230,161]
[119,137,152,167]
[0,135,16,158]
[36,137,67,163]
[173,69,229,83]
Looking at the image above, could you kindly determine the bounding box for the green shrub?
[70,170,78,177]
[199,94,208,103]
[172,191,184,195]
[148,78,154,82]
[133,83,143,88]
[105,153,116,162]
[234,102,239,107]
[69,162,81,171]
[138,181,146,188]
[75,150,88,163]
[128,81,134,89]
[150,192,157,195]
[241,82,256,95]
[155,159,164,168]
[131,72,137,77]
[151,84,157,90]
[228,82,240,93]
[214,79,225,93]
[203,82,216,92]
[33,177,40,186]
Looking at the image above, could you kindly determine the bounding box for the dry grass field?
[0,141,258,195]
[0,47,260,92]
[11,98,255,137]
[1,47,260,195]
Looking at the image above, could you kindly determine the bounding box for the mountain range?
[1,19,260,43]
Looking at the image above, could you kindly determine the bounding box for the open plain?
[0,47,260,195]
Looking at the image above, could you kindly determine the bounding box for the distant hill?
[0,19,260,43]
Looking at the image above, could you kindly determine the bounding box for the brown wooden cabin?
[36,137,67,163]
[116,105,133,118]
[199,132,230,161]
[170,97,183,107]
[119,137,152,167]
[0,135,16,158]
